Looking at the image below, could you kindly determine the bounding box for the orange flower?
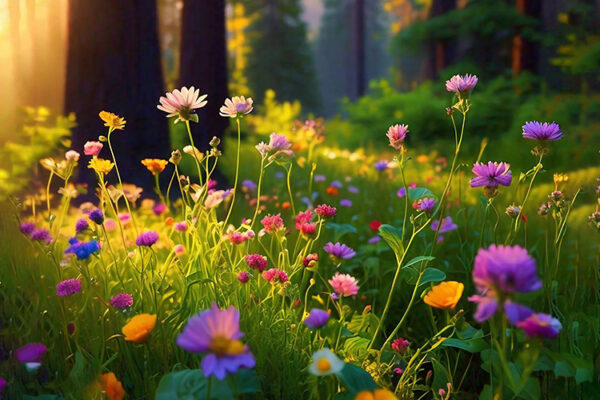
[165,217,174,226]
[141,158,168,174]
[325,186,339,196]
[355,389,398,400]
[281,201,291,210]
[122,313,157,342]
[99,111,126,130]
[99,372,125,400]
[423,281,464,310]
[416,155,429,163]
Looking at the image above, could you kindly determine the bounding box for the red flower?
[369,220,382,231]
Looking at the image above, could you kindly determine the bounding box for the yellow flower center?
[316,358,331,372]
[209,335,245,356]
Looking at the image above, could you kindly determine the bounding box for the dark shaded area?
[64,0,169,190]
[179,0,229,151]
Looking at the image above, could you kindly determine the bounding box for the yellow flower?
[122,313,157,342]
[99,372,125,400]
[141,158,168,175]
[99,111,126,130]
[355,389,398,400]
[423,281,464,310]
[88,158,114,175]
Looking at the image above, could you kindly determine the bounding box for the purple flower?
[269,133,291,150]
[176,303,256,380]
[110,293,133,309]
[304,309,330,329]
[20,222,36,235]
[445,74,478,95]
[397,187,406,198]
[473,245,541,294]
[153,203,167,215]
[468,294,498,323]
[314,174,326,182]
[430,216,457,233]
[374,161,389,171]
[274,172,285,179]
[136,231,159,247]
[413,198,435,212]
[368,236,381,244]
[516,313,562,338]
[503,301,534,325]
[348,185,359,194]
[470,162,512,188]
[30,229,52,244]
[75,218,89,233]
[15,343,47,364]
[522,121,562,141]
[329,180,343,189]
[88,208,104,224]
[386,124,408,150]
[324,242,356,260]
[174,221,188,232]
[0,376,6,394]
[242,179,257,190]
[56,278,82,297]
[237,271,250,283]
[340,199,352,207]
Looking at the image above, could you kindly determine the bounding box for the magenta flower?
[75,218,89,233]
[468,294,499,323]
[110,293,133,309]
[31,229,52,244]
[315,204,337,218]
[20,222,36,235]
[329,272,359,297]
[237,271,250,283]
[261,214,284,234]
[295,210,315,234]
[304,309,330,329]
[445,74,478,95]
[0,377,5,394]
[522,121,562,141]
[386,124,408,150]
[413,198,435,212]
[153,203,167,216]
[157,86,207,123]
[516,313,562,338]
[430,216,457,233]
[176,303,255,380]
[323,242,356,260]
[391,337,410,353]
[174,221,188,232]
[470,162,512,188]
[136,231,159,247]
[245,254,267,272]
[56,279,82,297]
[15,343,47,365]
[262,268,289,283]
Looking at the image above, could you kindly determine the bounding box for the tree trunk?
[179,0,229,151]
[512,0,541,75]
[423,0,456,80]
[65,0,169,190]
[354,0,366,98]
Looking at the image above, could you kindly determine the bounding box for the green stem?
[224,118,242,228]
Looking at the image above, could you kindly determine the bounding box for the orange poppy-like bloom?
[99,111,126,130]
[325,186,339,196]
[281,201,291,210]
[355,389,398,400]
[88,158,114,175]
[122,313,157,342]
[423,281,464,310]
[99,372,125,400]
[141,158,168,175]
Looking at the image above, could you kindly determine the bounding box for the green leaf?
[403,255,435,269]
[553,361,576,378]
[441,337,487,353]
[228,369,262,395]
[378,224,404,259]
[326,223,358,241]
[408,187,436,201]
[337,363,378,393]
[344,336,371,358]
[418,268,446,287]
[155,369,235,400]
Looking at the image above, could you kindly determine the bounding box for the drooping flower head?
[99,111,126,131]
[324,242,356,260]
[56,279,82,297]
[136,231,159,247]
[122,314,157,342]
[430,216,457,233]
[157,86,207,123]
[141,158,168,175]
[304,309,330,329]
[308,348,344,376]
[423,281,464,309]
[470,162,512,194]
[445,74,478,96]
[219,96,254,118]
[329,272,359,297]
[522,121,562,141]
[110,293,133,309]
[176,303,256,380]
[386,124,408,150]
[84,141,103,156]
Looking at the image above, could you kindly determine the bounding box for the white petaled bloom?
[255,142,271,158]
[219,96,254,118]
[65,150,80,162]
[157,86,207,123]
[308,348,345,376]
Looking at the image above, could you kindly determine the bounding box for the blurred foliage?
[0,107,75,199]
[245,89,302,137]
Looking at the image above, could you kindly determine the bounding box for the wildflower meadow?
[0,71,598,400]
